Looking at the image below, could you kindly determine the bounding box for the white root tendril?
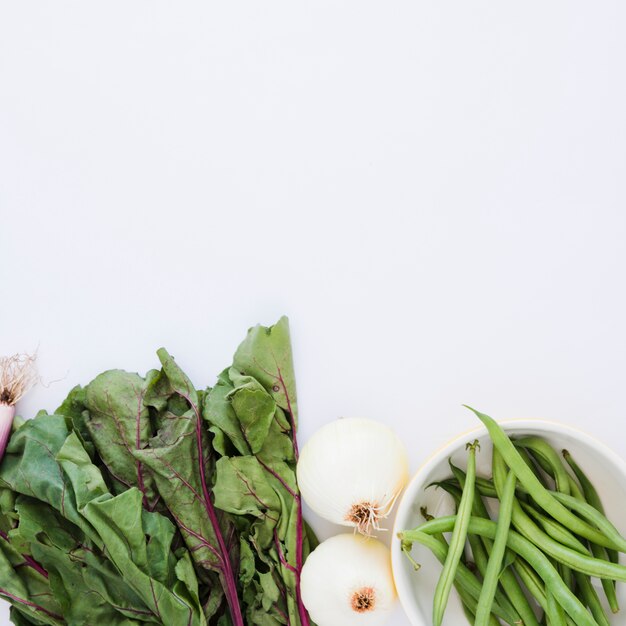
[346,490,403,536]
[0,353,38,406]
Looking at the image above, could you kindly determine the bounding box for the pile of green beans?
[398,407,625,626]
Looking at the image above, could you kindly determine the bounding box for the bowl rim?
[391,417,626,626]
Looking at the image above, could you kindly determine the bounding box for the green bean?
[492,448,626,582]
[433,479,464,511]
[514,436,571,495]
[461,600,475,625]
[562,449,605,513]
[520,444,585,501]
[449,462,499,505]
[474,471,621,576]
[514,504,626,580]
[488,612,501,626]
[434,480,495,595]
[573,571,610,626]
[546,587,567,626]
[488,451,545,626]
[442,469,538,626]
[514,554,579,626]
[432,441,479,626]
[443,486,489,577]
[460,594,501,626]
[566,475,584,501]
[399,531,520,625]
[549,490,626,552]
[403,516,598,626]
[563,449,619,613]
[449,459,469,490]
[517,444,552,489]
[475,469,516,626]
[422,500,508,615]
[464,451,581,624]
[447,462,494,520]
[437,481,480,575]
[520,501,588,553]
[589,542,619,614]
[513,557,547,611]
[465,406,626,551]
[476,476,498,498]
[439,474,492,577]
[556,563,574,599]
[432,479,462,497]
[420,506,445,542]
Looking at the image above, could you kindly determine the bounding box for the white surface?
[1,2,626,624]
[392,420,626,625]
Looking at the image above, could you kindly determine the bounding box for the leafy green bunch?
[0,317,316,626]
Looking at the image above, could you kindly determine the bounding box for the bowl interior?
[392,420,626,626]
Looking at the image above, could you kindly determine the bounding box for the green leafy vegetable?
[0,317,315,625]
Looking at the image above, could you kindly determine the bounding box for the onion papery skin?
[297,417,409,534]
[300,533,397,626]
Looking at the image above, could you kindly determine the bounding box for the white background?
[2,2,626,625]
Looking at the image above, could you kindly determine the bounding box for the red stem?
[190,397,244,626]
[275,369,311,626]
[0,587,62,620]
[0,530,49,579]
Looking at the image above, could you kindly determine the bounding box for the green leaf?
[238,539,255,586]
[0,414,102,546]
[226,375,276,454]
[256,408,295,464]
[55,386,96,459]
[135,348,239,625]
[83,370,159,506]
[142,510,177,586]
[55,431,206,625]
[232,317,299,431]
[0,317,316,626]
[135,402,226,574]
[214,457,281,521]
[154,348,199,408]
[203,370,251,457]
[0,538,63,625]
[9,607,41,626]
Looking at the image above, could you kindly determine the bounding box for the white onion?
[301,533,397,626]
[297,417,409,534]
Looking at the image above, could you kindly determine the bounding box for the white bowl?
[391,419,626,626]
